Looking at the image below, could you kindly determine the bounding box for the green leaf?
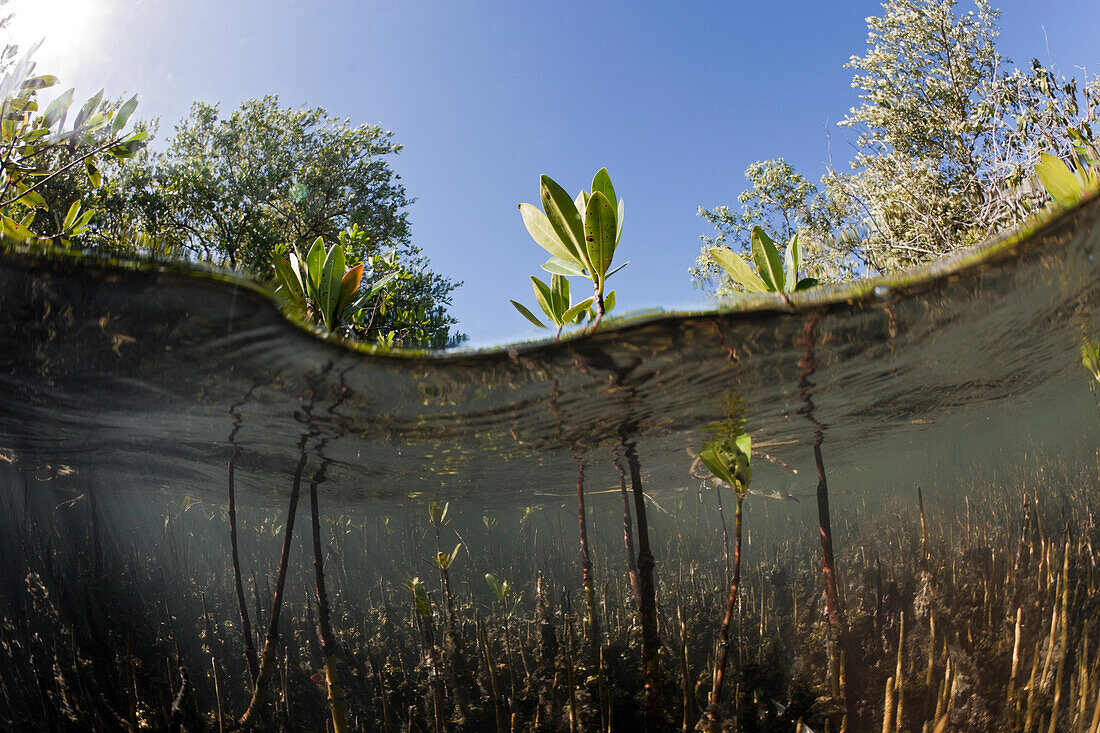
[540,174,588,269]
[550,273,569,319]
[561,297,594,323]
[591,168,617,224]
[319,244,346,328]
[603,290,616,313]
[74,89,103,131]
[511,300,546,328]
[274,256,305,302]
[1036,152,1081,207]
[616,197,624,244]
[85,158,101,188]
[14,186,46,209]
[0,214,35,241]
[62,201,81,231]
[783,234,800,292]
[21,75,59,91]
[304,236,326,295]
[112,94,139,134]
[541,256,587,277]
[708,247,767,293]
[583,190,617,282]
[793,277,819,292]
[519,203,582,265]
[605,261,629,280]
[734,433,752,457]
[531,276,556,322]
[43,88,74,129]
[698,446,735,486]
[574,190,588,219]
[750,226,784,291]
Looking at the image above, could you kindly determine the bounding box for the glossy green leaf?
[21,75,59,90]
[783,234,800,292]
[274,256,305,302]
[510,300,546,328]
[85,159,101,188]
[708,247,767,293]
[583,190,617,282]
[605,261,629,280]
[616,197,624,244]
[319,243,346,328]
[603,290,616,313]
[793,277,819,292]
[74,89,103,131]
[540,175,588,269]
[574,190,588,219]
[561,297,594,323]
[541,256,587,277]
[750,226,785,291]
[62,201,81,231]
[0,214,35,241]
[519,202,581,265]
[1036,152,1081,207]
[550,273,569,319]
[112,94,139,134]
[43,88,74,130]
[591,168,616,222]
[531,276,556,322]
[304,236,325,295]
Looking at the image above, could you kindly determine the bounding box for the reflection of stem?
[614,454,641,610]
[625,442,659,729]
[308,447,349,733]
[227,382,260,684]
[797,317,844,628]
[574,457,600,667]
[239,366,329,727]
[710,493,743,708]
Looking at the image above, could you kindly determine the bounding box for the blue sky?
[9,0,1100,346]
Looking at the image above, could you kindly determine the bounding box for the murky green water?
[1,200,1098,731]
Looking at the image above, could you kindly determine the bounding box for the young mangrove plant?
[516,168,627,332]
[695,405,752,719]
[510,273,600,340]
[707,225,818,295]
[273,234,396,333]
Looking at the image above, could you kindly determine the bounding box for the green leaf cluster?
[0,47,146,245]
[513,168,626,335]
[707,226,818,295]
[273,235,396,332]
[405,577,433,618]
[1035,151,1099,208]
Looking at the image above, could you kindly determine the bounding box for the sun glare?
[5,0,105,79]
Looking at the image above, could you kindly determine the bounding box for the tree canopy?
[46,95,465,348]
[696,0,1100,295]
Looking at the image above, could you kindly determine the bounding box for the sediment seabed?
[0,198,1098,730]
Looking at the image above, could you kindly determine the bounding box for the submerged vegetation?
[1,447,1098,732]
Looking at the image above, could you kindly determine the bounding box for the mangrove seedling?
[510,273,604,340]
[273,235,396,332]
[516,168,627,331]
[696,410,752,714]
[707,225,818,294]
